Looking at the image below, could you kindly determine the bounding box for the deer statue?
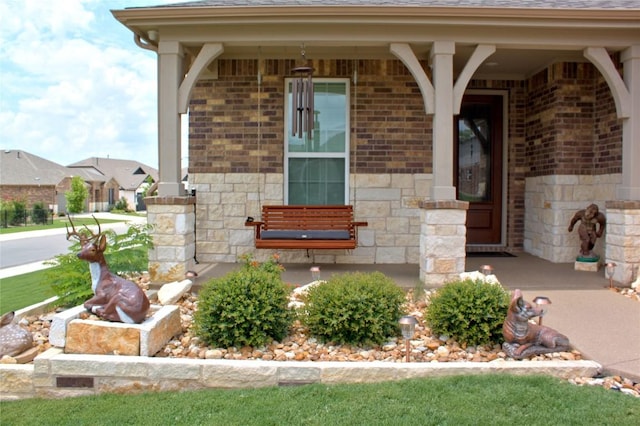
[67,216,150,324]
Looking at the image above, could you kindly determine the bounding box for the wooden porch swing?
[246,55,367,250]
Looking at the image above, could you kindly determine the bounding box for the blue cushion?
[260,230,350,240]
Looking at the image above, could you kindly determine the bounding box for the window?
[284,79,350,205]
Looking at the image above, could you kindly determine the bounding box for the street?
[0,233,74,269]
[0,215,146,277]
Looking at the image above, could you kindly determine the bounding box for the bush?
[193,255,292,348]
[31,202,48,224]
[424,279,510,346]
[112,197,130,213]
[301,271,405,346]
[0,200,13,228]
[45,222,153,307]
[10,199,27,226]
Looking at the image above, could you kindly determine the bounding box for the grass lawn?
[1,375,638,425]
[0,216,131,235]
[0,269,57,313]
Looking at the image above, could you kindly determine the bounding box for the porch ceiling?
[112,4,639,80]
[197,44,590,81]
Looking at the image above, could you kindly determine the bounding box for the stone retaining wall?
[0,348,601,400]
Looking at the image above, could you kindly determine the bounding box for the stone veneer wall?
[523,174,621,262]
[191,172,431,264]
[605,201,640,285]
[146,196,196,282]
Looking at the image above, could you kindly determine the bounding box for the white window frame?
[284,78,350,205]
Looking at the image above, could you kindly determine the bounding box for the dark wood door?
[455,95,503,244]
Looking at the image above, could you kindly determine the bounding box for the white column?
[620,45,640,201]
[430,41,456,200]
[157,41,184,197]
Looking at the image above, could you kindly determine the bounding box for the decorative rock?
[157,280,192,305]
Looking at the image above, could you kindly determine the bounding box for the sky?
[0,0,182,170]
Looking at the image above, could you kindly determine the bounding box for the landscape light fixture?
[479,264,494,276]
[605,262,617,289]
[310,266,321,282]
[532,296,551,325]
[398,315,418,362]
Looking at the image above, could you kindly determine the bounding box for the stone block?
[62,305,181,357]
[201,362,278,388]
[50,306,87,347]
[66,322,141,356]
[574,261,600,272]
[0,364,34,395]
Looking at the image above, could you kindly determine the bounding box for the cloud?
[0,0,172,168]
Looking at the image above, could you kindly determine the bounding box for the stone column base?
[419,200,469,286]
[605,201,640,285]
[145,196,196,283]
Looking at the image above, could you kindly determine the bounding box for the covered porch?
[112,1,640,286]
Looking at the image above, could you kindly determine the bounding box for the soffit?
[112,3,640,79]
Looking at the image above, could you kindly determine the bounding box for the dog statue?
[502,289,571,359]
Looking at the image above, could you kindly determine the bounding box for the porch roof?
[113,0,640,81]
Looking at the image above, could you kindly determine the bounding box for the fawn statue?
[0,311,34,358]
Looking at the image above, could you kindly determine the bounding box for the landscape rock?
[157,279,193,305]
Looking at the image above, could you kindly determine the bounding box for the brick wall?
[593,55,623,175]
[189,59,432,175]
[0,185,56,208]
[525,61,622,177]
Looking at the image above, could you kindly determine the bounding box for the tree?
[65,176,88,214]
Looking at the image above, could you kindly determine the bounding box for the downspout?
[134,33,158,53]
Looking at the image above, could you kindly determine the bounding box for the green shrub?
[45,222,153,307]
[0,200,13,228]
[301,271,405,346]
[31,202,48,224]
[193,255,292,348]
[424,279,510,346]
[113,197,130,212]
[10,199,27,226]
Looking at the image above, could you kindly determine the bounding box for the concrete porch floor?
[190,252,640,382]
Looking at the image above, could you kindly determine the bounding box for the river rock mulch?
[3,285,639,397]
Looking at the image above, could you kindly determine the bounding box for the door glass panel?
[457,105,492,202]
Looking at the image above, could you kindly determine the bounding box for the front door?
[455,94,503,245]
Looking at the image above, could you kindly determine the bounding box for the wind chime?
[290,44,315,139]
